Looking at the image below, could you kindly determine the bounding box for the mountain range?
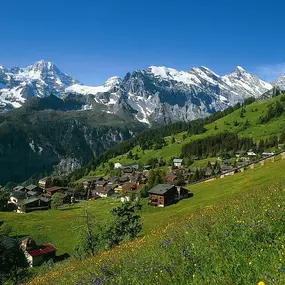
[1,60,284,125]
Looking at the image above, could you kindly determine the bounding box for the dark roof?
[96,180,106,186]
[95,186,107,194]
[26,185,39,191]
[27,191,37,197]
[148,184,175,195]
[108,177,119,184]
[45,186,64,193]
[18,197,41,206]
[10,191,26,199]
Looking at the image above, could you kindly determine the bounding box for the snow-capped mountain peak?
[0,60,276,125]
[148,66,201,86]
[104,76,121,87]
[272,75,285,91]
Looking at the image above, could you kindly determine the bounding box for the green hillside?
[1,153,284,257]
[26,154,285,285]
[84,94,285,177]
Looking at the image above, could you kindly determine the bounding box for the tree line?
[67,98,257,183]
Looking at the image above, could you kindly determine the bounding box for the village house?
[247,151,257,157]
[18,197,50,212]
[108,177,119,185]
[8,191,50,212]
[95,178,107,187]
[164,173,177,184]
[262,152,275,157]
[38,177,53,189]
[123,182,137,194]
[9,191,27,205]
[44,186,66,196]
[114,185,123,192]
[25,185,43,195]
[173,158,183,168]
[95,186,114,198]
[21,238,56,267]
[13,185,27,192]
[148,184,185,207]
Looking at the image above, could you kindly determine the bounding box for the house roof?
[26,185,39,191]
[148,184,175,195]
[27,244,56,257]
[27,191,37,197]
[108,177,119,183]
[96,180,106,186]
[13,185,25,192]
[18,197,41,206]
[173,158,183,163]
[95,186,110,194]
[10,191,26,199]
[45,186,64,193]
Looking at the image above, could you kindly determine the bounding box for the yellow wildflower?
[257,282,265,285]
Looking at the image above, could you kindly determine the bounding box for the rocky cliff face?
[0,60,280,125]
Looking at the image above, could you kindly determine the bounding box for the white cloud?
[254,63,285,82]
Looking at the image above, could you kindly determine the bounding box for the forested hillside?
[0,96,146,186]
[69,94,285,181]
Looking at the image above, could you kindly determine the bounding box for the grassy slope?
[2,154,285,257]
[90,95,285,176]
[27,155,285,285]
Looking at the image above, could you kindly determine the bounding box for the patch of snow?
[148,66,201,86]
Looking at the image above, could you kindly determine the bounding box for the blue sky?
[0,0,284,85]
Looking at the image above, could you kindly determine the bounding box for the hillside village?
[6,145,285,215]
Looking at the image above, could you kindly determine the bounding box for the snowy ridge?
[0,59,281,125]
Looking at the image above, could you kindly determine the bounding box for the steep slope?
[77,93,285,178]
[16,157,285,285]
[0,60,275,124]
[0,96,146,185]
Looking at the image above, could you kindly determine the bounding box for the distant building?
[13,185,27,192]
[25,185,43,195]
[262,152,274,157]
[173,158,183,167]
[38,177,53,189]
[44,186,66,196]
[95,186,114,198]
[247,151,257,157]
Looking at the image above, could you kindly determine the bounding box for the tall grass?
[27,182,285,285]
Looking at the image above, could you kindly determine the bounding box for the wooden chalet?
[148,184,178,207]
[148,184,190,207]
[38,177,53,189]
[44,186,65,196]
[95,186,114,198]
